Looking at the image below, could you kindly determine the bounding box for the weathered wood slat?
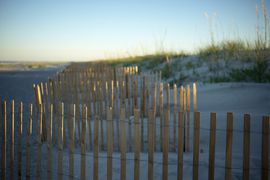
[107,107,113,180]
[261,116,269,180]
[120,108,126,180]
[134,109,141,180]
[208,112,216,180]
[193,112,200,180]
[225,112,233,180]
[148,110,155,180]
[177,112,184,180]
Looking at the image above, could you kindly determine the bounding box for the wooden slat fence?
[0,99,269,180]
[0,63,269,179]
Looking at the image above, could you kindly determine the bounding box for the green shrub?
[162,63,172,79]
[198,44,220,59]
[185,61,195,70]
[230,61,270,82]
[209,76,231,83]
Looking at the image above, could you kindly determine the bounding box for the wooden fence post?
[173,84,177,152]
[134,109,141,180]
[119,108,126,180]
[47,104,53,180]
[225,112,233,180]
[100,82,105,151]
[180,86,183,112]
[166,83,170,111]
[26,104,32,180]
[242,114,250,180]
[116,81,120,151]
[180,86,185,152]
[148,110,155,180]
[162,110,169,180]
[93,115,99,180]
[41,83,48,142]
[76,88,81,147]
[18,102,23,179]
[58,103,64,180]
[183,88,187,152]
[193,112,200,180]
[261,116,269,180]
[140,78,144,151]
[159,83,163,151]
[36,103,42,179]
[208,112,216,180]
[153,81,157,116]
[1,101,6,180]
[69,104,75,180]
[81,106,87,180]
[193,83,197,112]
[142,76,146,117]
[10,100,14,180]
[153,82,157,152]
[87,99,92,150]
[177,112,184,180]
[107,107,113,180]
[186,85,191,152]
[111,80,114,109]
[87,82,93,150]
[45,82,49,110]
[128,79,132,151]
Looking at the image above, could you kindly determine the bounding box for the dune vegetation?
[104,0,270,84]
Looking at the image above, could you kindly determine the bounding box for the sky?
[0,0,269,61]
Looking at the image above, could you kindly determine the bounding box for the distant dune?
[0,61,67,71]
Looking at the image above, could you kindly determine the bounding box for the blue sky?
[0,0,269,61]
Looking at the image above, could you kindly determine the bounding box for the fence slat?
[183,87,186,152]
[10,100,14,180]
[166,84,170,112]
[141,80,145,151]
[93,115,99,180]
[186,85,190,152]
[153,82,157,116]
[1,101,6,180]
[26,104,32,180]
[242,114,250,180]
[100,99,104,151]
[159,83,163,151]
[128,79,132,151]
[76,89,81,146]
[208,112,216,180]
[88,103,93,151]
[142,76,146,117]
[47,104,53,180]
[173,84,177,152]
[80,106,87,180]
[225,112,233,180]
[193,83,197,112]
[120,108,126,180]
[148,110,155,180]
[107,107,113,180]
[193,112,200,180]
[162,110,169,180]
[36,103,42,179]
[134,109,141,180]
[116,81,120,151]
[58,103,64,180]
[18,102,23,179]
[152,82,157,152]
[261,116,269,180]
[69,104,75,180]
[177,112,184,180]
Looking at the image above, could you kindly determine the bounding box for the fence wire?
[1,144,269,180]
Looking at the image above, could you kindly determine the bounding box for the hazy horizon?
[0,0,269,62]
